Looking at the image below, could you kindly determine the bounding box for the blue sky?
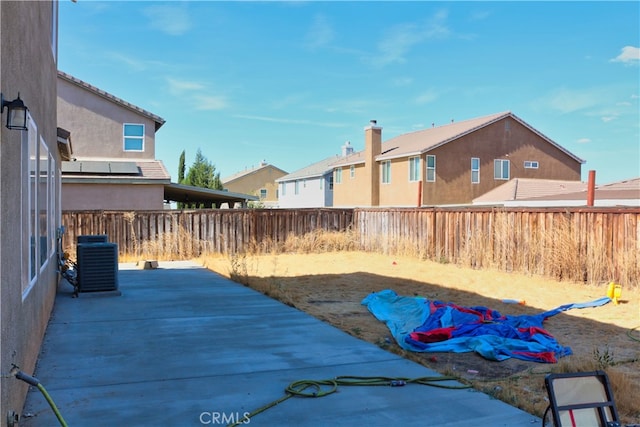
[58,1,639,185]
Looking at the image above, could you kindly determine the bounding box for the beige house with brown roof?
[332,112,585,207]
[58,71,172,210]
[222,161,287,207]
[1,1,62,419]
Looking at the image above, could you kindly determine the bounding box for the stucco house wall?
[57,72,170,211]
[0,0,61,419]
[62,183,166,211]
[421,117,582,206]
[333,113,583,207]
[57,72,158,160]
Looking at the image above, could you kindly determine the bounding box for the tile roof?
[522,177,640,202]
[58,70,166,131]
[473,179,587,204]
[332,111,585,167]
[276,155,343,182]
[221,162,288,184]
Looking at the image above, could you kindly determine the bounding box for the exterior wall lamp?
[1,92,29,131]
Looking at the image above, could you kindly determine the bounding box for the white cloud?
[306,14,334,49]
[144,5,192,36]
[577,138,591,144]
[166,77,226,110]
[415,89,438,105]
[373,9,450,67]
[166,77,206,95]
[392,77,413,87]
[233,114,345,128]
[540,87,600,114]
[601,116,617,123]
[610,46,640,64]
[194,94,227,111]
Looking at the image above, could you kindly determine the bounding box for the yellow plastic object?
[612,284,622,305]
[606,282,615,299]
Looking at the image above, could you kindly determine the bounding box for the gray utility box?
[76,242,119,292]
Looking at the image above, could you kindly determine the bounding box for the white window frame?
[471,157,480,184]
[494,159,510,180]
[426,155,436,182]
[335,167,342,184]
[123,123,144,151]
[281,182,286,196]
[39,138,50,272]
[524,160,539,169]
[294,180,300,195]
[408,156,421,182]
[350,165,355,179]
[25,115,38,294]
[259,188,267,199]
[381,160,391,184]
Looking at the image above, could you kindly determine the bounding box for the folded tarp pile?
[361,289,611,363]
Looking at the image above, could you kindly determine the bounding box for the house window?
[524,161,539,169]
[294,180,300,195]
[22,114,56,296]
[39,139,50,269]
[494,159,510,180]
[329,176,334,190]
[350,165,355,179]
[335,168,342,184]
[259,188,267,199]
[123,123,144,151]
[426,155,436,182]
[27,116,38,287]
[281,182,286,196]
[303,179,307,188]
[381,160,391,184]
[471,157,480,184]
[320,177,323,190]
[409,156,421,182]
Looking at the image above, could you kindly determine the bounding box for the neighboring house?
[1,0,62,420]
[331,112,585,207]
[477,177,640,207]
[222,161,288,207]
[58,73,256,211]
[58,71,172,210]
[472,178,588,206]
[276,142,354,208]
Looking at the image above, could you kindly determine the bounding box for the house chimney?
[341,141,354,157]
[364,119,382,206]
[587,170,596,206]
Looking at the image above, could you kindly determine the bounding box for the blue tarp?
[362,289,611,363]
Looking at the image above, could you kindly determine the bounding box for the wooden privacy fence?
[62,208,354,256]
[62,206,639,286]
[354,207,640,286]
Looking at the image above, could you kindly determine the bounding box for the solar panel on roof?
[61,161,140,175]
[109,162,140,174]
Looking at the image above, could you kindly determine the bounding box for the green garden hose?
[14,369,68,427]
[628,325,640,343]
[228,375,470,427]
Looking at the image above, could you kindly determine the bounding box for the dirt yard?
[202,251,640,424]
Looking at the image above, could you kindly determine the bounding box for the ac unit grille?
[77,234,108,244]
[77,243,119,292]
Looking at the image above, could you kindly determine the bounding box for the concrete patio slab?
[22,261,540,426]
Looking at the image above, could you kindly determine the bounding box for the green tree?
[184,149,223,208]
[178,150,186,184]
